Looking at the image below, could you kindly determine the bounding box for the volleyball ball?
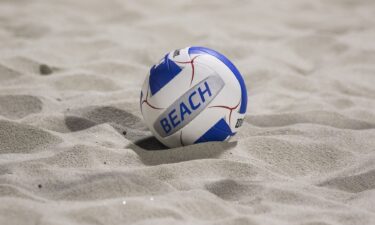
[140,46,247,148]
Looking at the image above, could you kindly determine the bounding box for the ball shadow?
[127,140,238,166]
[133,136,168,151]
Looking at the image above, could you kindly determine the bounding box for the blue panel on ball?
[188,46,248,114]
[149,54,182,96]
[194,118,235,144]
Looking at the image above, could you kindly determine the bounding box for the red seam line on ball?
[141,88,163,110]
[209,101,240,126]
[175,55,200,86]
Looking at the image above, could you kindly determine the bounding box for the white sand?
[1,0,375,224]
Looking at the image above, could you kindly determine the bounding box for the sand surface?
[1,0,375,224]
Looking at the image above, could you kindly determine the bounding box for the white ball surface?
[140,46,247,148]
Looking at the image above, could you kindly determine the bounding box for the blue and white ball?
[140,46,247,148]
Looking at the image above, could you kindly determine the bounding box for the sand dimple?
[64,105,149,144]
[247,111,375,130]
[243,136,353,177]
[205,179,262,201]
[3,22,50,39]
[0,95,43,119]
[286,35,348,62]
[319,169,375,193]
[0,120,61,154]
[54,74,120,92]
[1,56,59,75]
[0,64,22,81]
[43,172,175,201]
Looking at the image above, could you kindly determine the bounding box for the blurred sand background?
[1,0,375,224]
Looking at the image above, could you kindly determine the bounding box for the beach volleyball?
[140,46,247,148]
